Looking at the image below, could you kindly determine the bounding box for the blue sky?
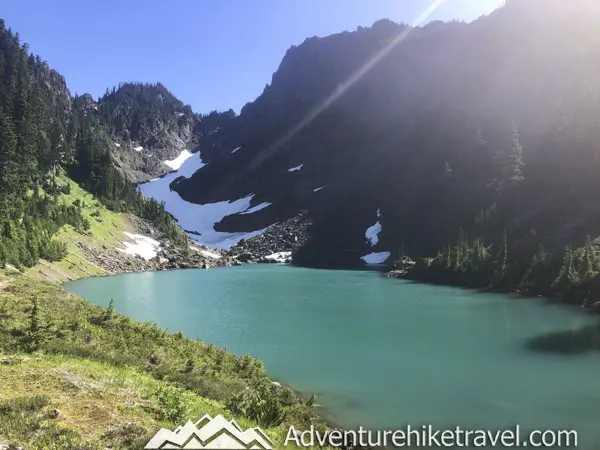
[3,0,500,114]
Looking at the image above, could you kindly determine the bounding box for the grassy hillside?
[0,271,328,449]
[24,176,140,283]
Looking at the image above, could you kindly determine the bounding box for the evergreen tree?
[581,236,597,281]
[553,246,578,292]
[505,120,525,187]
[104,298,115,322]
[23,298,50,352]
[494,232,509,282]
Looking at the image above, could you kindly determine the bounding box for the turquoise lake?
[66,265,600,447]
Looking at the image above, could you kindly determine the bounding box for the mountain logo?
[144,413,274,449]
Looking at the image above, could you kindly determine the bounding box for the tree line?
[404,122,600,309]
[0,20,188,269]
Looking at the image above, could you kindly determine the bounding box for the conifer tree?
[506,120,525,187]
[104,298,115,322]
[553,245,578,292]
[23,298,50,352]
[494,232,509,282]
[581,236,597,281]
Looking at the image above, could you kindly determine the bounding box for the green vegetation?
[97,82,194,145]
[0,21,188,271]
[407,228,600,308]
[0,272,330,448]
[25,175,129,282]
[400,116,600,309]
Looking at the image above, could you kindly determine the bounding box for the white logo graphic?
[144,413,274,449]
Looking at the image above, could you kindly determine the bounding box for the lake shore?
[0,267,352,449]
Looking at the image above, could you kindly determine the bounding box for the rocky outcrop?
[226,214,311,263]
[153,2,600,269]
[66,212,311,278]
[69,215,236,278]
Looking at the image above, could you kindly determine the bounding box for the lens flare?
[239,0,449,177]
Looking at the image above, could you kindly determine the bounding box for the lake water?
[66,265,600,447]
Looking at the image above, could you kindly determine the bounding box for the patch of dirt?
[0,355,31,365]
[52,368,106,393]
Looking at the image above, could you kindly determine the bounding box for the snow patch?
[188,227,270,249]
[134,146,143,152]
[139,152,272,249]
[118,232,160,260]
[361,251,390,264]
[231,146,242,154]
[164,149,193,171]
[288,164,304,172]
[114,142,121,148]
[365,208,382,246]
[190,246,222,259]
[178,112,185,117]
[200,249,222,259]
[313,186,327,192]
[264,251,292,263]
[239,202,271,215]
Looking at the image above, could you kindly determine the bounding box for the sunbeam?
[239,0,449,178]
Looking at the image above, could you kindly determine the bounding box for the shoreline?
[385,268,598,316]
[56,260,373,445]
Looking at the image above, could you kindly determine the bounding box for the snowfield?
[240,202,271,215]
[288,164,304,172]
[361,251,390,264]
[164,149,193,171]
[139,152,273,249]
[118,232,160,260]
[190,246,222,259]
[313,186,326,192]
[365,208,382,246]
[231,146,242,154]
[134,146,143,152]
[264,251,292,263]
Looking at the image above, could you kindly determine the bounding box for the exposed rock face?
[150,1,600,268]
[74,84,237,183]
[76,2,600,269]
[226,214,311,262]
[72,216,237,277]
[108,126,195,183]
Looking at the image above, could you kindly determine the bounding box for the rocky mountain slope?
[74,83,237,183]
[135,0,600,267]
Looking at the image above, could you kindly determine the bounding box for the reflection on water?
[526,324,600,355]
[66,265,600,448]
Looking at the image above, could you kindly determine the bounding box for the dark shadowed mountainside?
[157,0,600,268]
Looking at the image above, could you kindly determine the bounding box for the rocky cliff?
[136,0,600,267]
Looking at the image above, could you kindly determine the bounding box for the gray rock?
[47,408,61,419]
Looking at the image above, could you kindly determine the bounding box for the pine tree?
[488,121,525,197]
[581,236,597,281]
[494,232,509,282]
[104,298,115,322]
[23,298,50,352]
[553,246,578,292]
[506,120,525,187]
[0,109,19,218]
